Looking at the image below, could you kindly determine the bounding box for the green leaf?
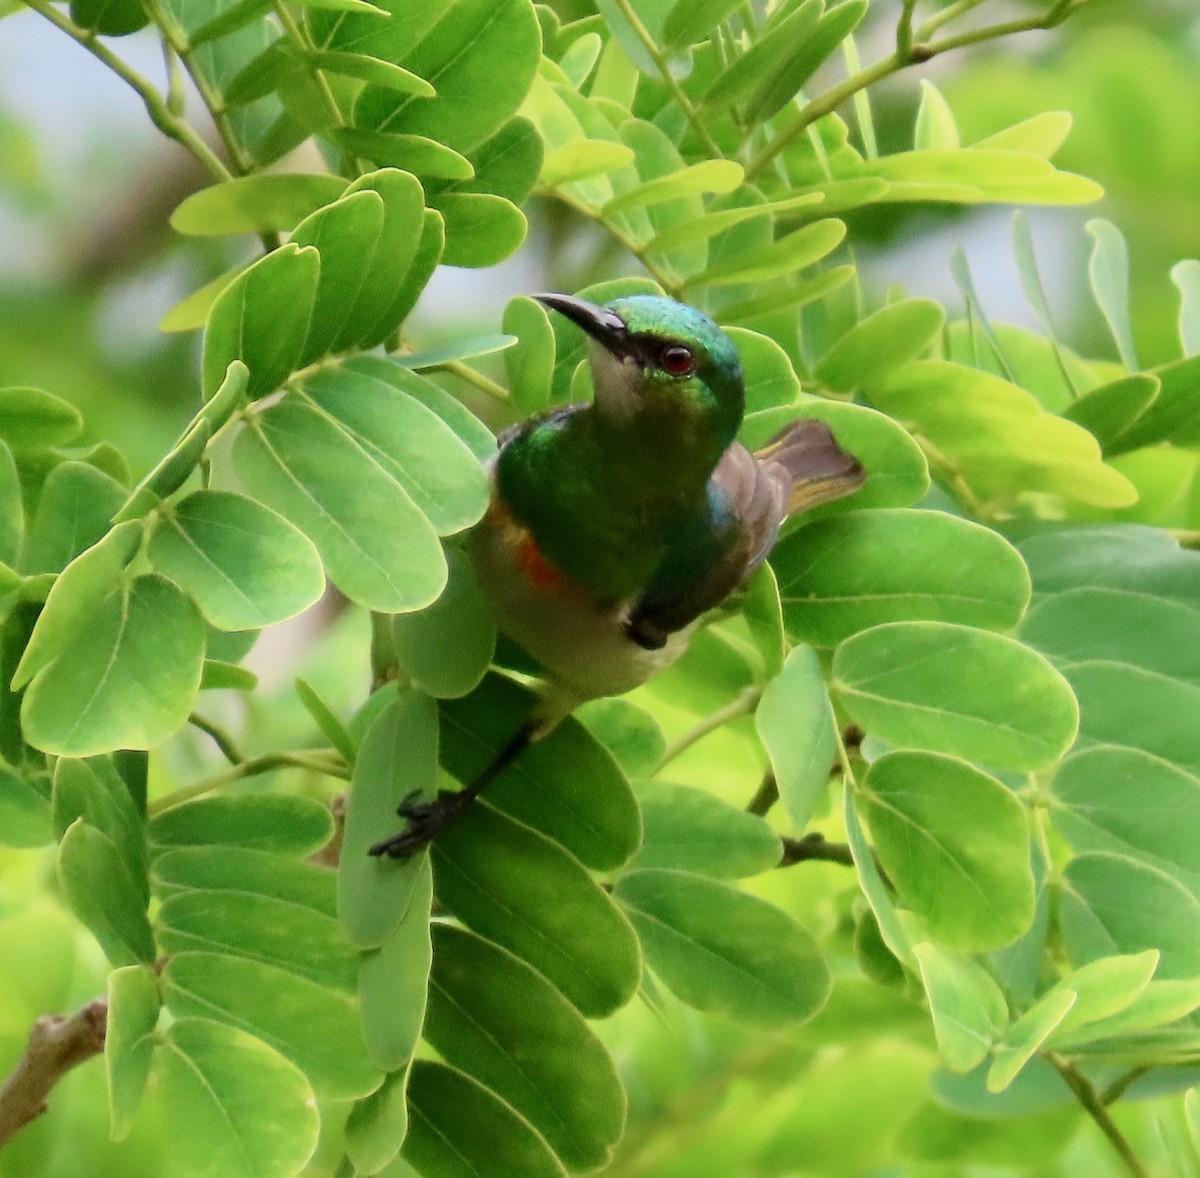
[391,550,496,699]
[1050,746,1200,876]
[170,174,346,235]
[1062,374,1160,455]
[58,819,155,966]
[149,794,334,857]
[294,679,356,765]
[603,160,744,215]
[593,0,688,79]
[975,111,1073,158]
[616,868,830,1026]
[328,129,474,179]
[303,365,488,534]
[1043,951,1160,1045]
[149,490,325,631]
[847,782,918,964]
[1060,852,1200,978]
[163,952,381,1098]
[663,0,743,49]
[540,140,634,187]
[345,1070,409,1175]
[913,942,1007,1073]
[233,396,447,614]
[200,660,258,691]
[308,49,434,96]
[914,80,960,150]
[861,751,1035,951]
[1172,259,1200,358]
[745,0,868,124]
[0,766,52,848]
[157,887,355,992]
[52,757,149,902]
[12,521,141,690]
[644,193,825,256]
[152,845,336,915]
[0,440,20,568]
[358,858,433,1070]
[105,965,160,1141]
[22,575,206,757]
[575,697,665,778]
[691,219,846,287]
[833,622,1078,771]
[755,645,837,831]
[433,802,640,1018]
[404,1061,568,1178]
[773,509,1030,646]
[341,169,431,350]
[434,193,527,267]
[503,295,556,415]
[432,115,542,203]
[630,780,781,878]
[202,243,320,400]
[701,0,823,110]
[339,690,439,949]
[156,1019,319,1178]
[1086,218,1139,370]
[69,0,147,35]
[22,460,125,575]
[349,0,541,154]
[987,990,1076,1093]
[397,333,516,370]
[439,672,640,870]
[0,386,82,448]
[426,924,625,1171]
[741,561,785,678]
[1052,979,1200,1050]
[288,191,387,363]
[1011,210,1076,394]
[159,267,249,334]
[815,299,945,394]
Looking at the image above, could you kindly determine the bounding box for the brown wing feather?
[625,419,864,648]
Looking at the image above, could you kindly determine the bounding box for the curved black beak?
[533,293,629,356]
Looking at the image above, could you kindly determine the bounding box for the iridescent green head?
[535,293,745,462]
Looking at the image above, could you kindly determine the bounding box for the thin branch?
[744,0,1092,181]
[745,772,778,816]
[1101,1066,1151,1107]
[778,831,855,868]
[0,1001,107,1148]
[1048,1055,1152,1178]
[538,188,685,297]
[653,686,762,774]
[914,0,987,40]
[148,749,349,816]
[441,360,512,404]
[188,712,244,766]
[896,0,920,60]
[20,0,231,184]
[609,0,725,160]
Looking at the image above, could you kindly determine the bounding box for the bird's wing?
[624,419,864,649]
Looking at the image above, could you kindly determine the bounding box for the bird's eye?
[661,345,696,376]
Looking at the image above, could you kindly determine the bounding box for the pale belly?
[467,506,692,701]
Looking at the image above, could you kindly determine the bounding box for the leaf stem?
[609,0,725,160]
[188,712,244,766]
[1101,1066,1151,1107]
[653,685,761,774]
[744,0,1091,181]
[441,360,512,403]
[745,771,778,815]
[148,749,349,816]
[1048,1055,1152,1178]
[778,831,855,868]
[19,0,231,183]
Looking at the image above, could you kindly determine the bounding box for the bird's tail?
[754,418,866,517]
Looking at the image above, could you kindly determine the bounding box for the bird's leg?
[367,721,538,860]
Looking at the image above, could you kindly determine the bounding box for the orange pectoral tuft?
[516,533,570,592]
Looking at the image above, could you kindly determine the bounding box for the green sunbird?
[370,293,864,858]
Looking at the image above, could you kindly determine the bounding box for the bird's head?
[535,293,745,458]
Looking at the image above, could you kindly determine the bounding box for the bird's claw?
[368,789,474,860]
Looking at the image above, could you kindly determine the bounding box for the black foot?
[368,788,476,860]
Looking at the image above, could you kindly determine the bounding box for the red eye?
[661,346,696,376]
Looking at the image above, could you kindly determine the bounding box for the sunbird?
[370,293,864,858]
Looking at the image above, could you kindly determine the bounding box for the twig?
[1101,1065,1151,1107]
[1048,1055,1152,1178]
[653,686,762,774]
[148,749,349,816]
[441,360,512,404]
[609,0,725,160]
[914,0,987,40]
[778,831,855,868]
[0,1001,107,1148]
[744,0,1092,181]
[19,0,230,184]
[188,712,244,766]
[745,772,778,816]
